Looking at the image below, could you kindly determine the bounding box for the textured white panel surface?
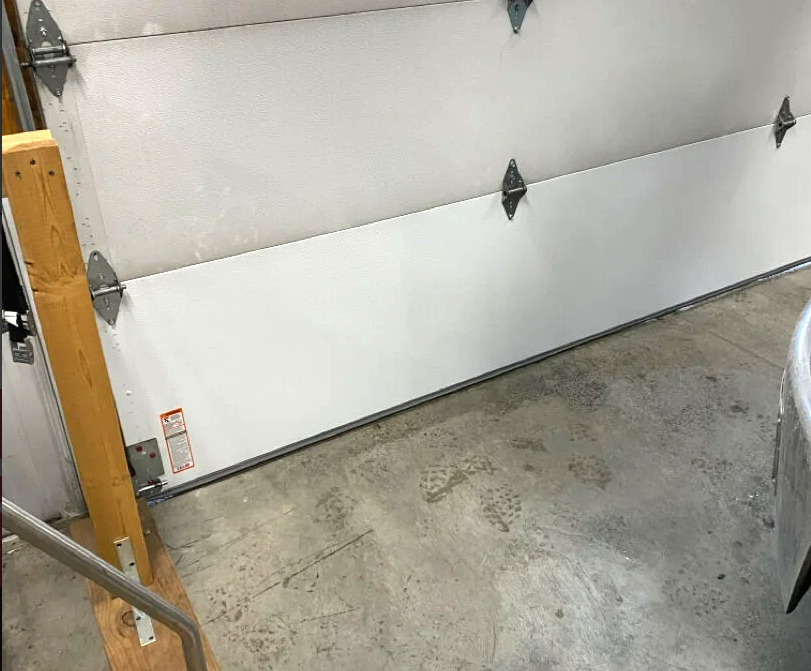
[99,121,811,488]
[28,0,464,43]
[40,1,811,279]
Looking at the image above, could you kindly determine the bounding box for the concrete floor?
[4,268,811,671]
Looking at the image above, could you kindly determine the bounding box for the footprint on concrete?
[481,484,522,532]
[461,454,496,475]
[510,437,546,453]
[568,455,612,489]
[664,573,728,619]
[419,465,469,503]
[507,521,554,562]
[569,422,598,443]
[419,455,495,503]
[315,487,354,527]
[224,616,296,667]
[690,456,732,482]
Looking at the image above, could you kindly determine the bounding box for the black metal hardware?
[507,0,533,34]
[774,96,796,149]
[501,159,527,220]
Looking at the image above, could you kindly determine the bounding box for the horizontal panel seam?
[69,0,479,47]
[120,115,810,283]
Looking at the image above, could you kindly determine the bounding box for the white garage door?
[20,0,811,490]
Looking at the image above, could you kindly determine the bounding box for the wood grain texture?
[2,128,50,149]
[2,63,20,198]
[2,131,152,584]
[71,504,219,671]
[2,63,21,135]
[4,0,43,128]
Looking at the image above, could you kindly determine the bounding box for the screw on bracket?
[507,0,533,34]
[774,96,796,149]
[501,159,527,220]
[87,251,126,326]
[24,0,75,97]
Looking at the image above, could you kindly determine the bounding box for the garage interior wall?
[13,0,811,491]
[2,201,83,520]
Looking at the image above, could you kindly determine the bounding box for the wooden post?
[2,63,21,135]
[3,0,43,130]
[2,130,152,584]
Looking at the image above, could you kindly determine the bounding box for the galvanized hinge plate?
[114,537,157,647]
[507,0,533,34]
[126,438,168,497]
[774,96,796,149]
[23,0,75,97]
[501,159,527,220]
[87,251,126,326]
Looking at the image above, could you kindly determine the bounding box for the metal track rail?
[1,498,207,670]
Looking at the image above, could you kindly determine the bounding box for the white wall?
[2,332,83,520]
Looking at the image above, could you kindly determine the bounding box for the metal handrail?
[1,498,207,670]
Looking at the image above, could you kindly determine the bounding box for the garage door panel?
[100,121,811,489]
[38,1,811,279]
[22,0,464,44]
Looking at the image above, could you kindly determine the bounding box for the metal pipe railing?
[1,498,207,671]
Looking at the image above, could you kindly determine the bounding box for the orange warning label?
[160,407,195,474]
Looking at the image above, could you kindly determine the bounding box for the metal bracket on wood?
[115,537,157,647]
[87,251,126,326]
[501,159,527,220]
[774,96,796,149]
[507,0,533,34]
[3,499,207,669]
[22,0,75,98]
[126,438,169,498]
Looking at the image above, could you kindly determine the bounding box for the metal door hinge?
[507,0,533,34]
[21,0,75,97]
[501,159,527,220]
[87,251,126,326]
[774,96,796,149]
[126,438,168,498]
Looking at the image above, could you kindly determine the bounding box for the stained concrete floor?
[4,267,811,671]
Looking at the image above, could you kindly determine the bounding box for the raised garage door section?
[21,0,811,490]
